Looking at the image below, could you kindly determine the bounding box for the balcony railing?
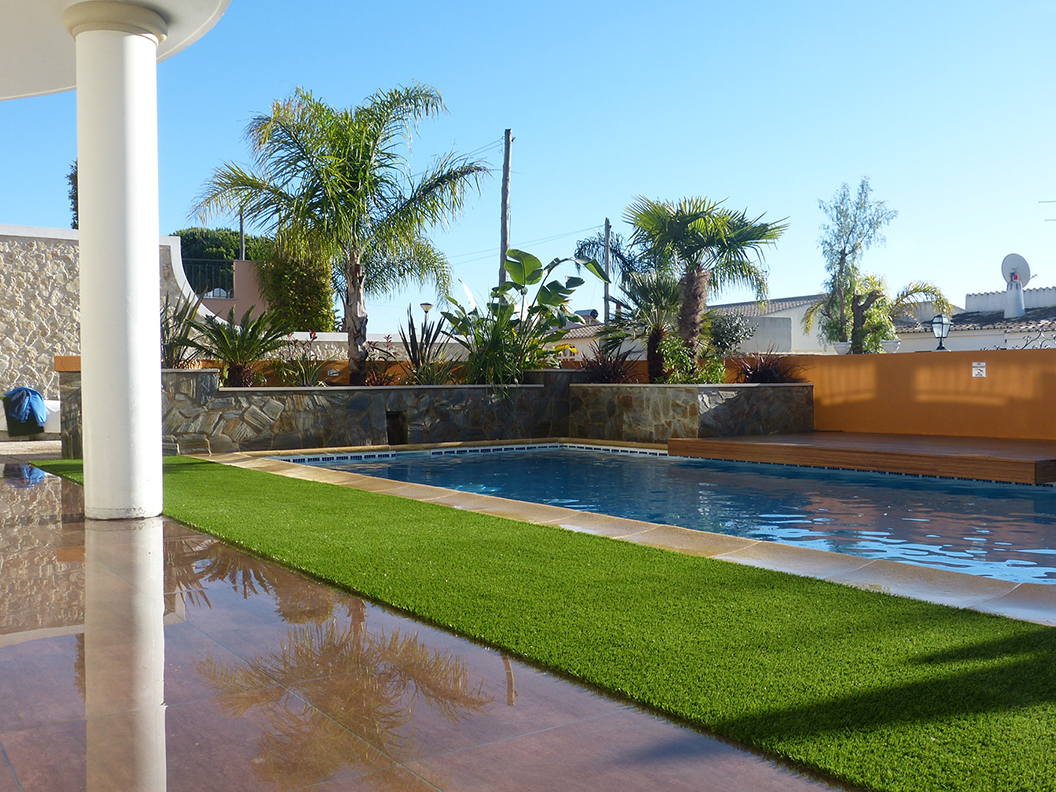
[183,258,234,298]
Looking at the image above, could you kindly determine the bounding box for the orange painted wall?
[202,260,269,319]
[790,349,1056,440]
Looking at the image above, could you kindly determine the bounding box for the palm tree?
[194,84,488,384]
[190,307,293,387]
[625,197,787,355]
[804,274,953,353]
[601,270,682,382]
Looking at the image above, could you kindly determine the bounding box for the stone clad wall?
[568,383,813,443]
[59,369,569,457]
[0,232,81,399]
[59,369,810,457]
[0,226,190,400]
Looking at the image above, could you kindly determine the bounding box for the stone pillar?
[64,2,167,518]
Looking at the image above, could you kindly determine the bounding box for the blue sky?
[1,0,1054,334]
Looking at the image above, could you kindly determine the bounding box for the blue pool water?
[301,445,1056,585]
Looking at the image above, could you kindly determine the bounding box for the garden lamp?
[420,302,433,316]
[931,314,952,351]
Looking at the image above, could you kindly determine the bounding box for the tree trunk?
[346,276,369,386]
[646,328,664,383]
[341,245,370,386]
[226,363,254,388]
[849,290,881,354]
[834,248,850,342]
[677,268,707,356]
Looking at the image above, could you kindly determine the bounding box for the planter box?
[58,369,578,457]
[568,383,814,444]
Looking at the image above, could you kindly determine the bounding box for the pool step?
[668,432,1056,485]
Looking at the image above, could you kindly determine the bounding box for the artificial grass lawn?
[42,457,1056,792]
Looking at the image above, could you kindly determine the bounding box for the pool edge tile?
[197,448,1056,628]
[714,542,876,579]
[971,582,1056,626]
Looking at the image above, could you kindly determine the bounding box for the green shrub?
[254,246,336,333]
[657,335,725,384]
[444,249,607,389]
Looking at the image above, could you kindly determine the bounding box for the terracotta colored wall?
[790,349,1056,440]
[202,260,269,319]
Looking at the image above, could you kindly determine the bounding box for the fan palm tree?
[194,84,488,384]
[601,270,682,382]
[625,197,787,355]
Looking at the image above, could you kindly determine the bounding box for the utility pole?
[238,211,245,260]
[499,128,512,284]
[603,218,611,324]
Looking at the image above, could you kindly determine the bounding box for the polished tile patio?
[0,463,843,792]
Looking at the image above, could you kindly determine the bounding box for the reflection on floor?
[0,466,843,792]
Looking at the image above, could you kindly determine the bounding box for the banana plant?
[443,249,608,388]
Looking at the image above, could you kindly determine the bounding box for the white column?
[65,2,167,518]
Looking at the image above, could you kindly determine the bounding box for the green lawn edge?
[39,457,1056,792]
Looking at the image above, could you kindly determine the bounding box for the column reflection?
[84,516,166,792]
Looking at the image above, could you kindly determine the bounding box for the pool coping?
[195,439,1056,628]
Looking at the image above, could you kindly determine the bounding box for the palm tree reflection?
[187,540,493,789]
[165,534,344,624]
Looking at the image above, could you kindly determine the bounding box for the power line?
[463,138,503,158]
[447,224,603,267]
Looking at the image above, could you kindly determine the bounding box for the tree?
[600,270,682,382]
[172,229,333,331]
[172,226,274,262]
[255,239,336,332]
[66,159,78,230]
[194,84,487,384]
[706,312,756,356]
[811,178,898,353]
[625,197,786,356]
[804,273,952,353]
[573,229,672,282]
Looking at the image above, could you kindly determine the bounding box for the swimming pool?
[291,444,1056,585]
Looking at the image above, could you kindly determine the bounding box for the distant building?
[897,255,1056,352]
[708,294,827,354]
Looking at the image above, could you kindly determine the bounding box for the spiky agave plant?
[398,305,458,385]
[161,294,204,369]
[190,307,293,387]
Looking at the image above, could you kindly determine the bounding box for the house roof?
[899,305,1056,334]
[562,322,604,340]
[707,294,824,318]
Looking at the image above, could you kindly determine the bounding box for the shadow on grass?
[715,626,1056,743]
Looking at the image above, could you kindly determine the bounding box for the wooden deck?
[668,433,1056,485]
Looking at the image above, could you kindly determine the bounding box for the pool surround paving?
[204,439,1056,628]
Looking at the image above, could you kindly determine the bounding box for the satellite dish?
[1001,253,1031,287]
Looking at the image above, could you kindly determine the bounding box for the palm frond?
[192,83,489,371]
